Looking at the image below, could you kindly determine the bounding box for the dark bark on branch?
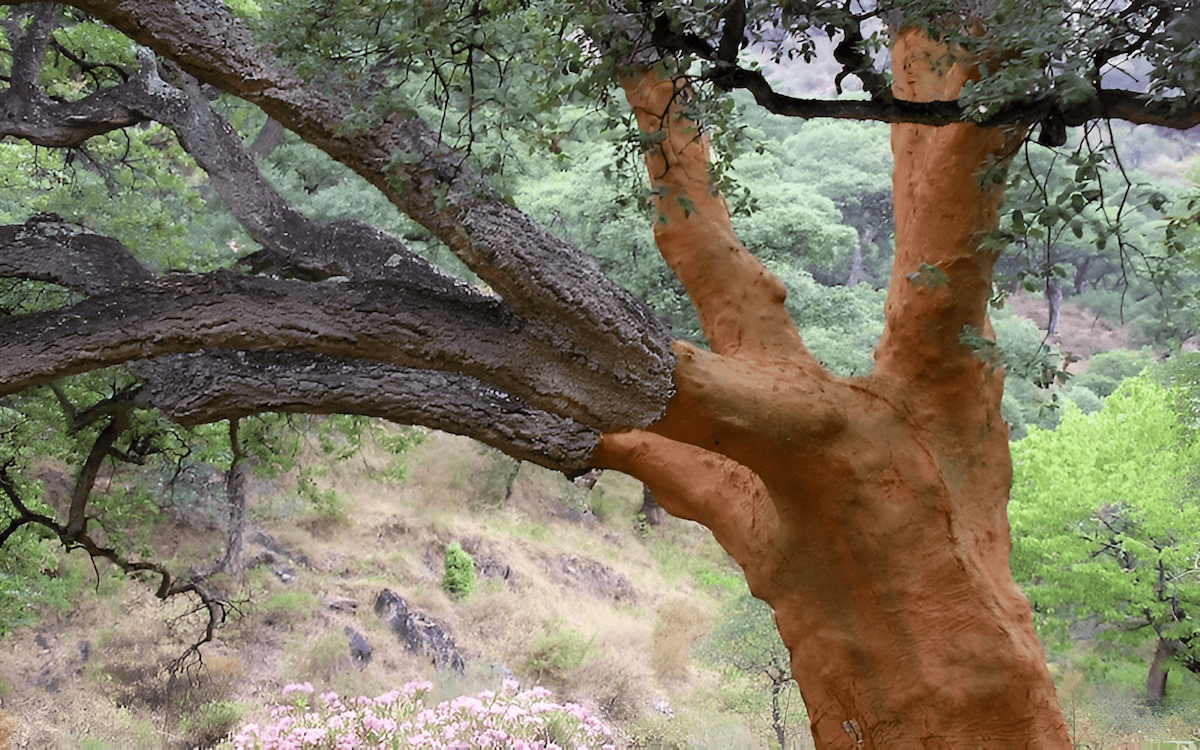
[0,7,181,145]
[0,265,652,430]
[27,0,677,419]
[0,220,156,293]
[64,403,131,538]
[2,213,600,471]
[713,65,1200,129]
[247,117,284,161]
[130,351,600,473]
[0,0,678,442]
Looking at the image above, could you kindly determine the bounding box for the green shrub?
[178,699,244,747]
[442,542,475,600]
[524,629,595,690]
[1075,347,1156,397]
[260,590,319,622]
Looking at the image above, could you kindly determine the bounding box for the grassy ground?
[0,428,806,748]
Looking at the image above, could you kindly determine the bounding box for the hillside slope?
[0,430,798,749]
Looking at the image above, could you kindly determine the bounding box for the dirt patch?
[1007,292,1150,370]
[544,553,639,604]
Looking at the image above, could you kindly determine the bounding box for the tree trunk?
[844,225,875,288]
[639,485,667,527]
[218,419,248,579]
[1146,637,1172,704]
[770,671,789,750]
[600,28,1070,747]
[1046,277,1063,336]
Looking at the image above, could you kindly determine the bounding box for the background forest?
[3,2,1200,747]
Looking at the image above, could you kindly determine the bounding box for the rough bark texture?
[0,1,675,471]
[0,0,677,441]
[36,0,678,427]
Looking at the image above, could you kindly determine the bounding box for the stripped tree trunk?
[594,30,1070,747]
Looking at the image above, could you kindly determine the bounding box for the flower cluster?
[232,678,614,749]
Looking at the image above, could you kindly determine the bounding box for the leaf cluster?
[1010,363,1200,665]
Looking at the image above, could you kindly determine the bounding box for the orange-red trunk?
[598,29,1071,747]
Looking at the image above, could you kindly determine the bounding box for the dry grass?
[650,597,711,685]
[0,428,777,748]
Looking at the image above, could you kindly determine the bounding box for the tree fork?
[610,39,1071,746]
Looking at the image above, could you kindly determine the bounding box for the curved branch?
[620,64,806,362]
[64,401,132,538]
[591,429,783,599]
[32,0,676,418]
[0,218,156,294]
[0,267,651,430]
[130,351,601,474]
[711,66,1200,130]
[0,19,183,147]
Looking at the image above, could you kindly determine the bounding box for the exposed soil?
[1006,291,1150,372]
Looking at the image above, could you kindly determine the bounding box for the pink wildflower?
[281,682,314,696]
[403,679,433,695]
[374,688,402,706]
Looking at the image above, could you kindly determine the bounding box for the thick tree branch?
[0,211,667,432]
[0,8,179,146]
[129,351,600,473]
[715,65,1200,129]
[146,65,364,272]
[591,428,783,599]
[620,64,806,362]
[873,29,1026,392]
[0,218,155,293]
[26,0,676,426]
[0,86,602,471]
[0,266,650,430]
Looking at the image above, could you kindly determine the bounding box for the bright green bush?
[442,542,475,600]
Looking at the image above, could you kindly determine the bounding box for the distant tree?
[1010,363,1200,703]
[702,591,802,749]
[738,119,895,288]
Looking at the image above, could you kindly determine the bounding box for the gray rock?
[324,596,358,612]
[374,589,464,673]
[344,626,373,670]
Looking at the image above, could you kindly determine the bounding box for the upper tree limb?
[618,65,807,362]
[14,0,676,420]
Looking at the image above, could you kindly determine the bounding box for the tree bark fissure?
[0,112,603,472]
[0,258,654,432]
[130,351,600,473]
